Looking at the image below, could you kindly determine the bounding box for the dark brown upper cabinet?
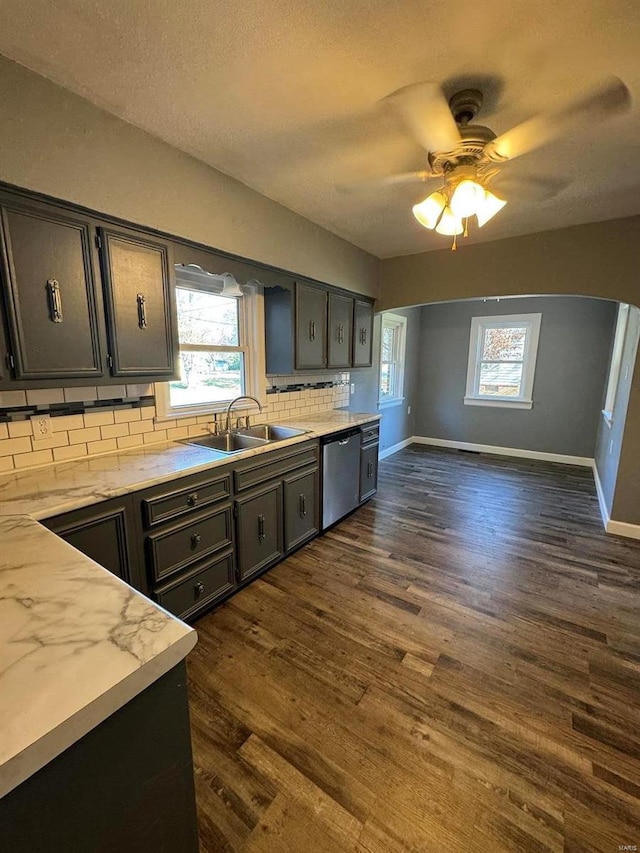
[295,282,328,370]
[98,226,177,377]
[0,196,103,381]
[327,292,354,369]
[352,299,374,367]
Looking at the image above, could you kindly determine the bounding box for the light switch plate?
[31,413,51,439]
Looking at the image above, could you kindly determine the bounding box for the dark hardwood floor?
[187,445,640,852]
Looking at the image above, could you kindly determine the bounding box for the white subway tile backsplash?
[53,444,88,462]
[97,385,126,400]
[0,437,31,457]
[26,389,65,406]
[69,427,102,445]
[14,449,53,469]
[87,438,118,455]
[83,410,115,428]
[52,414,85,432]
[0,391,27,408]
[63,386,98,403]
[8,421,32,439]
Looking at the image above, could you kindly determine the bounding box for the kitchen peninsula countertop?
[0,409,379,799]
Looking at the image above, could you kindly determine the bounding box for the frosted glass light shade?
[450,179,485,218]
[435,207,463,236]
[412,191,446,230]
[476,190,507,227]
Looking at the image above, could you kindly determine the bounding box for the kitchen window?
[156,266,264,420]
[379,312,407,407]
[465,313,542,409]
[602,302,630,427]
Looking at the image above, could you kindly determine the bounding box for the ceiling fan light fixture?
[475,190,507,227]
[435,206,464,236]
[450,179,485,218]
[412,191,447,230]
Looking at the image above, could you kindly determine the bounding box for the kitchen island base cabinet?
[0,661,198,853]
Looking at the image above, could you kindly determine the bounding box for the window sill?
[601,410,613,428]
[378,397,405,410]
[464,396,533,410]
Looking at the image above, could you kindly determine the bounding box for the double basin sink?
[180,424,308,455]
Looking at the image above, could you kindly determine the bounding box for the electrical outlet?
[350,383,355,394]
[31,414,51,439]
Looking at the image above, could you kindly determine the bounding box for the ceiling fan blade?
[337,170,436,192]
[385,82,462,153]
[488,173,570,200]
[485,77,631,162]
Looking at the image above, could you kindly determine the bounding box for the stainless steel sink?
[180,432,269,454]
[179,423,308,454]
[236,424,308,441]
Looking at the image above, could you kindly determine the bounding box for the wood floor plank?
[187,445,640,851]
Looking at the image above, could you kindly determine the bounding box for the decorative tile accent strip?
[0,396,156,423]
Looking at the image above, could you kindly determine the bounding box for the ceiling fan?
[363,77,631,249]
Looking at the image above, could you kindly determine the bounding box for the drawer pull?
[194,581,205,598]
[367,460,374,479]
[258,514,266,542]
[299,493,307,518]
[191,532,202,548]
[186,492,199,507]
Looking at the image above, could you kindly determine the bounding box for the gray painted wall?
[593,306,640,520]
[347,307,421,454]
[415,297,617,458]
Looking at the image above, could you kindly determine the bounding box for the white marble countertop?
[0,409,378,798]
[0,515,196,798]
[0,410,380,520]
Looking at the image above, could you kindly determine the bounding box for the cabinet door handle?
[191,532,202,548]
[47,279,64,324]
[186,492,199,507]
[337,323,344,344]
[368,460,374,479]
[299,493,307,518]
[360,327,367,346]
[258,514,266,542]
[137,293,147,329]
[309,319,315,341]
[194,581,205,598]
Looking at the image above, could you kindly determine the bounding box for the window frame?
[464,312,542,409]
[602,302,630,428]
[155,269,265,422]
[378,312,408,409]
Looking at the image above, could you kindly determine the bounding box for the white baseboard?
[410,436,594,468]
[379,437,414,460]
[592,462,640,539]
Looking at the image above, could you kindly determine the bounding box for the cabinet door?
[353,300,374,367]
[360,442,379,502]
[235,482,283,582]
[0,199,103,380]
[284,467,319,551]
[98,227,177,377]
[327,293,354,369]
[43,497,138,586]
[295,282,327,369]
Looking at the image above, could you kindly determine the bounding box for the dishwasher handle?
[321,427,361,446]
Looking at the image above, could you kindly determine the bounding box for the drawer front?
[147,507,233,582]
[233,440,318,493]
[361,422,380,445]
[155,550,235,619]
[142,472,231,528]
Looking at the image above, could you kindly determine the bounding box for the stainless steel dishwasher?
[321,427,361,530]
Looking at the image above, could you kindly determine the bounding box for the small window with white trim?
[379,312,407,407]
[156,265,264,420]
[602,302,630,426]
[465,313,542,409]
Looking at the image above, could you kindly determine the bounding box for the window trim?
[602,302,630,428]
[378,312,407,408]
[464,312,542,409]
[155,274,265,423]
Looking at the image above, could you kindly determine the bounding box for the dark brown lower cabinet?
[43,495,141,590]
[284,467,319,551]
[235,482,283,582]
[360,440,379,502]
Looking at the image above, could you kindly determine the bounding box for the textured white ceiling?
[0,0,639,258]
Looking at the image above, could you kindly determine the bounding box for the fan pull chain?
[451,233,458,251]
[463,217,469,238]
